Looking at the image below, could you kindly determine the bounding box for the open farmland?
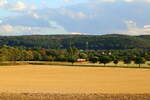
[0,65,150,94]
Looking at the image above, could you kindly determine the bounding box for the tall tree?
[113,59,119,66]
[89,56,98,64]
[25,51,34,61]
[99,56,112,66]
[134,57,146,68]
[123,57,132,66]
[67,47,79,65]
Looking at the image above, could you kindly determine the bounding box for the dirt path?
[0,65,150,93]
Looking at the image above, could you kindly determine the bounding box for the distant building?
[77,59,86,62]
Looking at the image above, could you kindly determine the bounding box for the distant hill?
[0,34,150,50]
[138,35,150,40]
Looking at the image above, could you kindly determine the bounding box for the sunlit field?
[0,64,150,94]
[0,63,150,100]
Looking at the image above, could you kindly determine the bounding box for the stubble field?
[0,65,150,99]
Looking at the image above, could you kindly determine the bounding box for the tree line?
[0,34,150,50]
[0,45,150,67]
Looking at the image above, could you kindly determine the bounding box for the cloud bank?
[0,0,150,35]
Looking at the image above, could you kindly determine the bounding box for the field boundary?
[1,61,150,69]
[28,62,150,69]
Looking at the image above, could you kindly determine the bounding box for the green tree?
[0,46,15,62]
[47,56,53,61]
[39,49,48,61]
[99,56,112,66]
[0,49,5,63]
[89,56,98,64]
[25,51,34,61]
[10,47,22,62]
[123,57,132,66]
[33,51,42,61]
[134,57,146,68]
[79,52,87,59]
[68,58,76,65]
[55,54,67,61]
[67,47,79,65]
[113,59,119,66]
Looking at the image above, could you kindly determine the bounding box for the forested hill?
[0,34,150,50]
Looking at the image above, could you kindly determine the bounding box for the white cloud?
[60,9,96,19]
[144,0,150,2]
[0,19,69,35]
[101,0,116,2]
[0,20,2,24]
[0,0,7,7]
[27,11,40,19]
[9,1,36,11]
[31,13,40,19]
[124,0,150,2]
[124,0,135,2]
[124,20,137,29]
[0,0,150,36]
[121,20,150,35]
[6,1,27,11]
[93,0,150,3]
[60,10,87,19]
[92,0,116,3]
[63,0,71,3]
[0,25,13,33]
[0,25,69,36]
[0,1,36,11]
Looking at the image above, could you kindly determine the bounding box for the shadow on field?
[29,62,150,69]
[0,93,150,100]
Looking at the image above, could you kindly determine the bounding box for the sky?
[0,0,150,36]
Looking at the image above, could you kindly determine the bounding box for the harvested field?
[0,65,150,94]
[0,93,150,100]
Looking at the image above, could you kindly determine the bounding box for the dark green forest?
[0,34,150,67]
[0,45,150,67]
[0,34,150,50]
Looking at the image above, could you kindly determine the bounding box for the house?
[77,59,86,62]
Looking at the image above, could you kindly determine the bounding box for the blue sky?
[7,0,87,8]
[0,0,150,35]
[0,0,87,18]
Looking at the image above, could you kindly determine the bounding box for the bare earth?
[0,65,150,94]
